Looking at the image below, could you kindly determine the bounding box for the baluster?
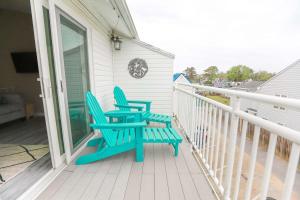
[213,109,223,179]
[219,111,229,188]
[209,106,217,172]
[199,100,205,153]
[224,96,240,199]
[205,104,213,167]
[233,120,248,200]
[259,133,277,200]
[201,101,208,158]
[195,99,201,149]
[281,143,300,200]
[244,125,261,200]
[191,96,197,148]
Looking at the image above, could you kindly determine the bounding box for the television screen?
[11,52,39,73]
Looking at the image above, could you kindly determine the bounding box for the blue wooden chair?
[113,86,172,127]
[76,91,182,165]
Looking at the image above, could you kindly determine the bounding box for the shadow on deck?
[37,123,217,200]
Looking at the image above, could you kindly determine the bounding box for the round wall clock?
[128,58,148,79]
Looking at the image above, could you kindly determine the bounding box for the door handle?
[60,80,64,92]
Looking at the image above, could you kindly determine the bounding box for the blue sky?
[127,0,300,73]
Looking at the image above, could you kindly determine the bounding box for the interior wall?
[113,39,174,115]
[0,9,43,114]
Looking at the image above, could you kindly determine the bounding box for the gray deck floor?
[37,126,216,200]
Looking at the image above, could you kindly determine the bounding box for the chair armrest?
[90,122,146,129]
[128,100,152,104]
[105,110,143,117]
[128,100,151,112]
[114,104,143,111]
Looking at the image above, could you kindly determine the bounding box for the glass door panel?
[58,13,90,147]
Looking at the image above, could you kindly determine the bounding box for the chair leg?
[76,149,107,165]
[135,127,144,162]
[87,137,103,147]
[76,142,136,165]
[172,143,179,157]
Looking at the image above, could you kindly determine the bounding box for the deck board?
[154,144,169,200]
[37,122,217,200]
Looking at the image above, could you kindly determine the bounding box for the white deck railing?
[173,83,300,200]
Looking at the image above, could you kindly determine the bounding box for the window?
[273,94,287,111]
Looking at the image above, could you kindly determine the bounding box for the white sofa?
[0,94,25,124]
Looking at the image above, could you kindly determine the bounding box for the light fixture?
[111,35,122,50]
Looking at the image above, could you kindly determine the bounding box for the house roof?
[173,73,191,83]
[133,40,175,59]
[239,81,264,89]
[258,59,300,89]
[231,81,264,92]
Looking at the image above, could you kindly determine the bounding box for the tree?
[202,66,219,85]
[252,71,274,81]
[217,72,227,79]
[227,65,253,82]
[183,67,198,82]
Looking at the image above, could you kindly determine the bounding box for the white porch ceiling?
[78,0,138,39]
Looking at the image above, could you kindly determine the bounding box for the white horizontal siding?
[91,28,114,111]
[113,39,174,115]
[241,60,300,131]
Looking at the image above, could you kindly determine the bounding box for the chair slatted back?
[113,86,130,111]
[86,92,116,146]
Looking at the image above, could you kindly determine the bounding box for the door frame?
[31,0,96,165]
[30,0,64,168]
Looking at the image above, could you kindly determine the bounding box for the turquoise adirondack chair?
[113,86,172,127]
[76,91,182,165]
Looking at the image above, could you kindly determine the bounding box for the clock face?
[128,58,148,79]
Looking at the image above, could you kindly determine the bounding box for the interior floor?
[0,117,48,144]
[0,117,51,200]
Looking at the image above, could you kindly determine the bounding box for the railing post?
[224,95,240,199]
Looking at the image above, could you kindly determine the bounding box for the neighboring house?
[231,80,264,92]
[173,73,191,84]
[173,73,191,116]
[240,59,300,131]
[213,78,230,88]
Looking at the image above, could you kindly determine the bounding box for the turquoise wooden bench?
[76,92,182,165]
[113,86,172,127]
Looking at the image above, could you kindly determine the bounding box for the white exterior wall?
[91,29,114,111]
[240,60,300,131]
[113,39,174,115]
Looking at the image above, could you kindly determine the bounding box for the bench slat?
[117,130,124,145]
[123,129,130,143]
[157,128,170,142]
[129,129,135,141]
[147,128,155,142]
[169,128,182,141]
[152,128,163,142]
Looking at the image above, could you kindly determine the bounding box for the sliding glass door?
[57,11,90,148]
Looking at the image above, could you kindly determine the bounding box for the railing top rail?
[176,83,300,111]
[174,83,300,145]
[175,86,232,112]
